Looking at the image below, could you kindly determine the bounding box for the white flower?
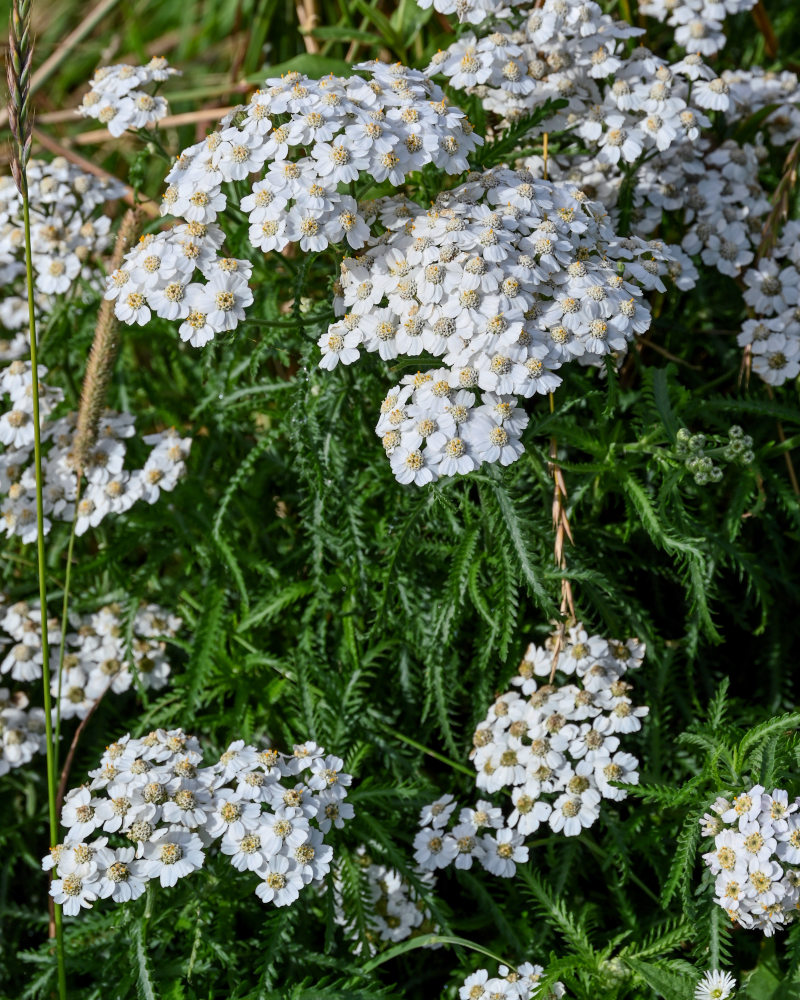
[141,829,205,887]
[695,971,736,1000]
[254,854,304,907]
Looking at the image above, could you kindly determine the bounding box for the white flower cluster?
[470,625,647,838]
[427,0,721,164]
[45,730,354,915]
[458,963,565,1000]
[414,794,529,878]
[0,159,124,357]
[322,167,673,485]
[0,598,179,719]
[0,361,190,542]
[700,785,800,936]
[640,0,756,55]
[333,845,437,955]
[738,223,800,387]
[416,0,529,25]
[109,62,481,347]
[78,57,179,137]
[0,687,46,775]
[722,68,800,147]
[695,970,737,1000]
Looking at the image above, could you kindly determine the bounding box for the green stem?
[54,474,81,773]
[381,724,475,778]
[362,933,510,973]
[21,175,67,998]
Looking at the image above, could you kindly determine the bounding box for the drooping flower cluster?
[458,963,565,999]
[427,0,718,163]
[470,625,647,838]
[700,786,800,936]
[0,159,124,356]
[77,57,179,137]
[109,62,481,347]
[695,970,737,1000]
[0,598,179,719]
[738,222,800,387]
[45,730,354,915]
[640,0,756,55]
[323,167,674,484]
[0,687,46,775]
[414,794,529,878]
[0,361,190,542]
[333,845,438,955]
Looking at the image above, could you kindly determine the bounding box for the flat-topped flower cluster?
[427,0,719,157]
[0,159,124,358]
[738,222,800,387]
[640,0,756,54]
[0,360,190,542]
[77,57,179,137]
[0,598,179,719]
[333,845,437,954]
[471,626,647,837]
[46,729,354,914]
[458,963,565,999]
[701,785,800,936]
[109,62,481,347]
[0,687,45,775]
[323,167,674,484]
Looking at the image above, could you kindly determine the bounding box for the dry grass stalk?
[72,208,140,474]
[296,0,321,53]
[548,413,576,681]
[7,0,33,194]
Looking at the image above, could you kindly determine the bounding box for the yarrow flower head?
[322,167,677,485]
[111,62,482,347]
[0,159,124,359]
[457,962,565,999]
[45,729,354,913]
[413,625,647,878]
[0,360,190,543]
[77,57,179,137]
[332,845,438,955]
[700,784,800,936]
[0,597,179,720]
[0,687,45,774]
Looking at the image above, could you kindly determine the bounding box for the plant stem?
[54,474,81,773]
[20,172,67,999]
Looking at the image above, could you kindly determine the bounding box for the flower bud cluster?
[700,786,800,936]
[458,963,565,1000]
[0,361,190,542]
[45,730,354,915]
[77,57,179,137]
[738,223,800,387]
[0,687,45,775]
[640,0,756,55]
[414,794,529,878]
[0,598,178,718]
[333,845,438,955]
[470,626,647,838]
[323,167,674,485]
[109,62,481,347]
[0,159,124,356]
[675,426,754,485]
